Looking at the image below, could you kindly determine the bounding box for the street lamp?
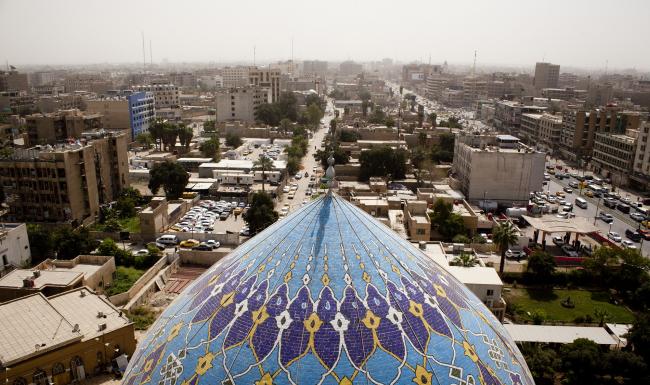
[593,196,602,225]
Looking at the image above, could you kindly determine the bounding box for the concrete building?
[302,60,328,77]
[30,71,56,87]
[198,159,286,182]
[169,72,196,88]
[0,70,29,92]
[0,288,136,385]
[462,78,487,106]
[0,132,129,224]
[494,100,547,134]
[0,255,115,302]
[24,110,103,146]
[63,74,112,94]
[425,75,448,100]
[592,132,636,185]
[452,134,545,205]
[533,62,560,89]
[519,113,542,143]
[520,113,563,149]
[630,122,650,190]
[447,266,505,318]
[133,83,179,109]
[249,67,281,103]
[440,88,465,107]
[0,223,31,272]
[35,94,86,113]
[339,61,363,76]
[404,200,431,242]
[215,87,267,123]
[86,91,155,140]
[221,66,251,88]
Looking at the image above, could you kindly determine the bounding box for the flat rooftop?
[447,266,502,286]
[504,324,618,345]
[413,242,449,267]
[0,269,83,289]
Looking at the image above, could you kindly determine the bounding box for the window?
[416,228,426,235]
[486,289,494,297]
[33,370,48,385]
[13,378,27,385]
[52,362,65,376]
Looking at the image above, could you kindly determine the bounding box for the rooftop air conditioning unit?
[97,311,105,318]
[72,324,80,333]
[23,278,34,288]
[98,323,107,332]
[33,270,41,278]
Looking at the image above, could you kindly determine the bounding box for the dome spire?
[325,152,337,192]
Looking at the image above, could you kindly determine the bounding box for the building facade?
[25,110,103,146]
[133,83,179,109]
[0,70,29,92]
[248,67,281,103]
[533,62,560,89]
[85,92,155,141]
[0,223,31,272]
[215,87,267,123]
[221,66,251,88]
[592,132,636,185]
[0,132,129,224]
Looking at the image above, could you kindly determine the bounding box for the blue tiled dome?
[122,194,533,385]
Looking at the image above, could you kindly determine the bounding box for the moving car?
[156,234,179,246]
[505,249,525,259]
[630,212,646,222]
[563,187,573,193]
[625,229,642,242]
[621,240,637,249]
[205,240,221,249]
[599,212,614,224]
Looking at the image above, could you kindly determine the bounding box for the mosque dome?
[122,194,533,385]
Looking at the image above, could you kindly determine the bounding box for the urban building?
[440,88,465,107]
[63,74,112,94]
[404,200,431,241]
[486,80,507,98]
[133,83,179,109]
[401,63,439,84]
[338,60,363,76]
[493,100,547,133]
[452,134,545,204]
[169,72,197,88]
[215,87,267,123]
[0,255,115,302]
[29,71,56,87]
[0,131,129,224]
[0,223,31,273]
[462,78,487,106]
[559,72,578,87]
[592,132,636,185]
[447,266,506,319]
[24,109,103,146]
[533,62,560,89]
[0,287,136,385]
[425,75,448,99]
[0,70,29,92]
[86,91,155,140]
[36,94,86,113]
[248,67,281,103]
[538,113,563,148]
[301,60,328,77]
[221,66,251,88]
[0,91,36,115]
[630,122,650,190]
[520,113,542,143]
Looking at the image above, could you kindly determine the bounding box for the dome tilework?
[122,194,534,385]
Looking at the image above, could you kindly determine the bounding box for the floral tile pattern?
[123,194,534,385]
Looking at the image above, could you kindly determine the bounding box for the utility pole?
[150,40,153,67]
[141,31,146,73]
[253,45,256,66]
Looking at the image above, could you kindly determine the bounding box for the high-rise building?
[0,131,129,224]
[301,60,328,78]
[630,121,650,190]
[339,60,363,76]
[86,91,155,141]
[592,132,637,185]
[533,62,560,89]
[221,66,251,88]
[0,70,29,92]
[133,83,179,109]
[248,67,281,103]
[215,87,267,123]
[24,109,103,146]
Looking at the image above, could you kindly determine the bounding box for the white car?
[607,231,622,242]
[295,173,303,179]
[505,249,525,259]
[134,249,149,256]
[205,240,221,249]
[621,240,636,249]
[282,186,290,193]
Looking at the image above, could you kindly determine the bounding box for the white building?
[249,67,281,103]
[0,223,31,272]
[133,83,180,109]
[215,87,267,123]
[452,134,545,204]
[198,159,287,182]
[221,66,251,88]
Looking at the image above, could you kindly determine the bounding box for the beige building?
[0,132,129,224]
[249,67,281,103]
[0,223,31,272]
[452,134,545,204]
[221,66,252,88]
[139,197,170,240]
[520,113,562,149]
[0,70,29,92]
[404,200,431,242]
[85,92,155,141]
[25,110,103,146]
[630,122,650,190]
[133,83,179,109]
[592,132,636,185]
[0,255,115,302]
[0,287,136,385]
[215,87,267,123]
[35,94,86,113]
[533,62,560,89]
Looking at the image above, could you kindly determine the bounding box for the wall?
[179,249,230,266]
[0,223,31,270]
[108,256,168,307]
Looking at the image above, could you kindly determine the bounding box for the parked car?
[637,228,650,240]
[561,245,579,257]
[147,242,166,251]
[599,212,614,224]
[607,231,622,242]
[569,181,579,188]
[563,187,573,193]
[630,212,645,222]
[625,229,642,242]
[220,212,230,220]
[156,234,179,246]
[205,240,221,249]
[134,249,149,256]
[192,243,213,251]
[239,227,250,236]
[621,240,637,249]
[180,239,200,248]
[552,236,565,247]
[505,249,525,259]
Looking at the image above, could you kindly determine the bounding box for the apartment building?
[25,109,103,146]
[86,91,155,141]
[64,74,112,94]
[0,223,31,272]
[425,75,448,99]
[452,134,545,204]
[221,66,251,88]
[0,70,29,92]
[520,113,542,143]
[0,131,129,224]
[215,87,267,123]
[36,93,86,113]
[133,83,179,109]
[494,100,547,134]
[440,88,465,108]
[630,122,650,190]
[339,61,363,76]
[486,80,506,98]
[462,79,487,106]
[404,200,431,242]
[169,72,197,88]
[249,67,281,103]
[29,71,56,87]
[302,60,328,77]
[560,107,641,160]
[533,62,560,89]
[592,132,637,185]
[520,113,563,149]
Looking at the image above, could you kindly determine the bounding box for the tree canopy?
[358,146,407,181]
[243,192,278,234]
[148,161,189,200]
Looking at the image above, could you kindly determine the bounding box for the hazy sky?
[1,0,649,70]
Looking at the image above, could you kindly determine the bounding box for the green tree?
[161,123,179,151]
[225,133,243,148]
[203,120,216,132]
[602,350,648,384]
[329,118,337,135]
[428,112,437,127]
[277,92,298,121]
[306,103,324,128]
[253,156,274,192]
[149,119,166,150]
[243,192,278,234]
[385,116,395,128]
[628,313,650,364]
[615,248,650,294]
[519,343,560,385]
[358,146,407,181]
[27,224,53,263]
[559,338,602,385]
[279,118,293,134]
[115,195,136,218]
[136,132,153,148]
[255,103,282,126]
[452,234,471,244]
[97,238,120,256]
[451,252,478,267]
[428,199,466,241]
[287,156,301,175]
[368,107,386,124]
[315,146,349,169]
[200,137,221,161]
[338,130,360,142]
[527,251,556,285]
[593,308,610,327]
[52,227,98,260]
[493,221,518,275]
[177,125,194,149]
[584,246,618,282]
[148,161,189,200]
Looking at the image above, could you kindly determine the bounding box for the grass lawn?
[504,288,635,324]
[106,266,145,296]
[119,216,140,233]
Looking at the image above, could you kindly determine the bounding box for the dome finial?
[325,152,336,192]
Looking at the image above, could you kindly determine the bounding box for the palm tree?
[452,252,479,267]
[493,221,518,275]
[253,156,274,192]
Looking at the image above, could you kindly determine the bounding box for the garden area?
[126,305,159,330]
[505,287,635,324]
[106,266,145,296]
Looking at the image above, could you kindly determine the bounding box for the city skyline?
[2,0,650,71]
